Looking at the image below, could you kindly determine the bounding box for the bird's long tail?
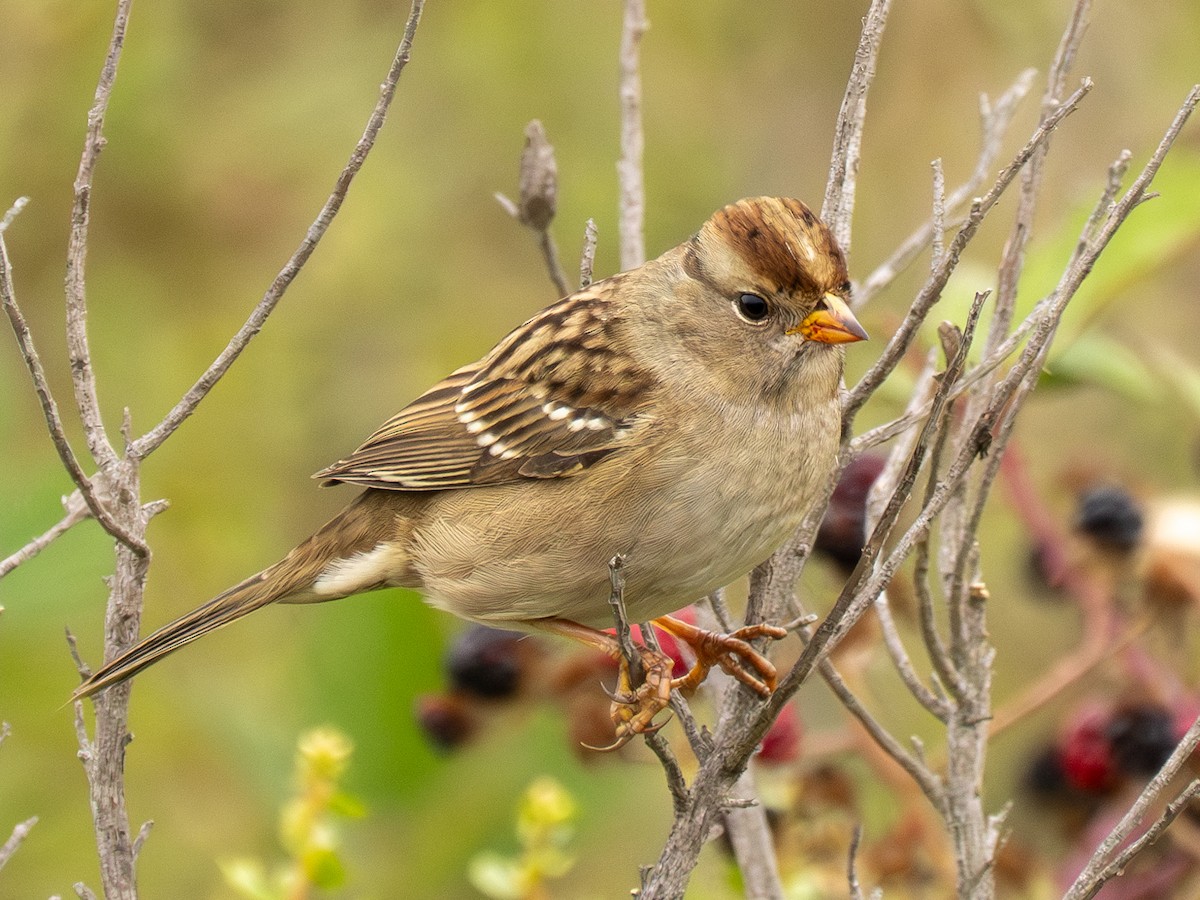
[73,490,408,701]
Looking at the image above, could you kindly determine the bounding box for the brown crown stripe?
[710,198,847,296]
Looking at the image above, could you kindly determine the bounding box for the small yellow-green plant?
[468,776,578,900]
[221,727,365,900]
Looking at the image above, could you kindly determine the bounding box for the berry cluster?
[1026,700,1190,803]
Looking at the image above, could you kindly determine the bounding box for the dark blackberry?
[445,625,526,699]
[1106,703,1177,777]
[815,454,887,572]
[1023,745,1070,798]
[1075,485,1143,553]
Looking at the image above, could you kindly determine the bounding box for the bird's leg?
[652,614,787,696]
[527,616,673,749]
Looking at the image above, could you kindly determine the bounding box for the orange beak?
[788,293,869,344]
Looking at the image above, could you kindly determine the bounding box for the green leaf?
[920,150,1200,382]
[303,846,348,890]
[1148,344,1200,420]
[328,791,368,819]
[1039,331,1156,400]
[1021,149,1200,348]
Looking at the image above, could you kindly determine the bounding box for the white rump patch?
[313,542,407,597]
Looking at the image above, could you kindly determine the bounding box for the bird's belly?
[412,408,837,629]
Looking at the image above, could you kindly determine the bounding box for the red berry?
[757,702,803,765]
[1058,707,1118,794]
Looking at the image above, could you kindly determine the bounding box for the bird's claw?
[588,621,787,751]
[594,647,674,751]
[670,623,787,697]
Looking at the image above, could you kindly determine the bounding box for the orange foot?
[604,645,674,750]
[530,614,789,750]
[654,614,788,697]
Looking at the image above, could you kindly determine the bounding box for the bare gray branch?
[132,0,428,459]
[822,0,892,256]
[617,0,647,270]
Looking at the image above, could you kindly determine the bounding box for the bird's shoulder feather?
[314,282,658,490]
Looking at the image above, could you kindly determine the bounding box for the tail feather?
[73,571,287,700]
[72,490,411,701]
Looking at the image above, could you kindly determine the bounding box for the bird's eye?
[735,293,770,323]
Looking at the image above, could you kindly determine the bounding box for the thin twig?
[606,555,640,683]
[873,596,951,720]
[65,630,93,756]
[643,730,689,817]
[822,0,892,255]
[0,197,29,234]
[537,232,569,297]
[818,657,945,806]
[702,589,734,634]
[865,351,959,716]
[667,692,711,759]
[1064,718,1200,900]
[495,119,570,297]
[854,68,1036,308]
[0,817,37,872]
[132,0,427,460]
[914,365,967,701]
[0,490,90,579]
[848,823,866,900]
[579,218,598,287]
[64,0,131,470]
[616,0,647,270]
[1081,781,1200,900]
[1,183,147,556]
[131,819,153,861]
[986,0,1093,353]
[930,159,946,270]
[843,78,1092,426]
[0,725,34,875]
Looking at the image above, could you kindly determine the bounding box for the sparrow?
[74,197,867,745]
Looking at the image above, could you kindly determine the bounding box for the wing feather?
[314,282,657,491]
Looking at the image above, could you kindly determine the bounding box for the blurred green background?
[1,0,1198,896]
